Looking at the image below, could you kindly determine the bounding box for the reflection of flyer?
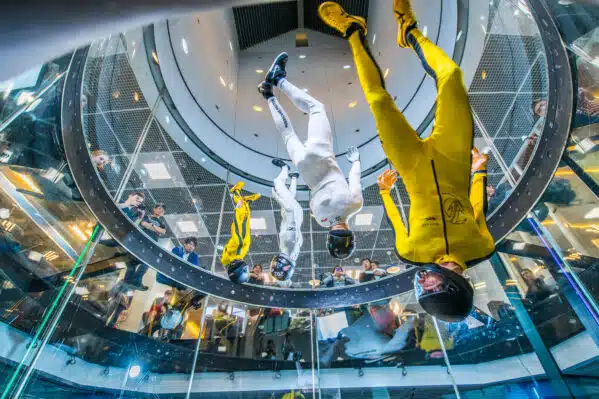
[116,309,129,326]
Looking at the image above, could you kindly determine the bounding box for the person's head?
[371,260,380,269]
[153,203,166,217]
[332,266,344,278]
[183,237,197,253]
[533,99,548,117]
[163,289,174,302]
[521,268,534,281]
[270,254,294,281]
[361,257,371,270]
[227,259,249,284]
[414,264,473,322]
[327,227,355,259]
[126,191,145,208]
[91,150,111,171]
[252,264,263,274]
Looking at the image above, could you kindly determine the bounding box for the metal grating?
[233,1,298,50]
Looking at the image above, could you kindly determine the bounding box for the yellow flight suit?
[220,190,252,267]
[347,28,495,269]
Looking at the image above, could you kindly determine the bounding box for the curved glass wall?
[1,0,599,398]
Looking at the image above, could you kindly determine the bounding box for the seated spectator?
[248,264,265,285]
[322,266,356,287]
[157,237,199,290]
[360,259,387,283]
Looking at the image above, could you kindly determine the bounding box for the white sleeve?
[348,160,363,211]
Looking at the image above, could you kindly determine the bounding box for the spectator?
[359,258,387,283]
[91,149,112,171]
[265,339,277,360]
[248,264,265,285]
[141,203,167,241]
[157,237,199,290]
[140,290,173,336]
[322,266,356,287]
[521,268,556,302]
[117,192,145,223]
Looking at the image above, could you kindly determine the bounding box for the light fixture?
[299,54,306,59]
[201,157,207,163]
[165,115,170,124]
[143,162,172,180]
[128,365,141,378]
[256,69,264,74]
[28,251,43,262]
[250,217,267,230]
[474,282,487,290]
[133,91,140,102]
[0,208,10,219]
[456,30,463,42]
[115,261,127,269]
[384,68,390,79]
[348,100,358,108]
[75,286,90,295]
[177,220,199,233]
[229,41,233,52]
[584,207,599,219]
[387,266,401,274]
[219,76,226,87]
[181,38,189,54]
[354,213,373,226]
[112,90,120,99]
[481,70,487,80]
[253,105,263,112]
[70,225,88,241]
[302,88,309,92]
[343,65,351,70]
[372,34,376,44]
[422,26,428,37]
[152,51,159,64]
[480,15,485,20]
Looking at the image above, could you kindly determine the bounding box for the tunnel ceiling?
[233,0,369,50]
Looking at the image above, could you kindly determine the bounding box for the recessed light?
[128,365,141,378]
[299,54,306,59]
[201,157,207,162]
[384,68,390,79]
[302,88,309,92]
[229,41,233,51]
[219,76,226,87]
[585,207,599,219]
[250,217,267,230]
[422,26,428,37]
[165,115,170,124]
[152,51,159,64]
[456,30,463,42]
[181,38,189,54]
[256,69,264,74]
[480,15,485,20]
[343,65,351,69]
[348,100,358,108]
[253,105,263,112]
[229,82,234,91]
[143,162,172,180]
[372,34,376,44]
[355,213,373,226]
[177,220,198,233]
[28,251,43,262]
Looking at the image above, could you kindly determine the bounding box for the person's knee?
[368,90,394,109]
[440,65,463,85]
[309,100,325,114]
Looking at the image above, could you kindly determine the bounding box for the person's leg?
[220,189,253,266]
[407,29,473,165]
[289,174,297,198]
[278,79,333,154]
[346,30,423,174]
[267,97,306,166]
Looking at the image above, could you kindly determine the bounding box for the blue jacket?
[171,246,199,266]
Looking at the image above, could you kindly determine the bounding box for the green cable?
[1,224,101,399]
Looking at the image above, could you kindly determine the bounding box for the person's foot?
[243,193,261,203]
[258,81,274,100]
[288,172,300,179]
[265,52,288,86]
[230,181,245,195]
[318,2,367,38]
[272,159,289,169]
[393,0,418,48]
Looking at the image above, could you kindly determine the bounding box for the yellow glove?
[377,169,398,192]
[471,147,488,173]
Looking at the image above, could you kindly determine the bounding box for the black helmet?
[327,229,355,259]
[270,254,295,281]
[227,259,249,284]
[414,264,473,322]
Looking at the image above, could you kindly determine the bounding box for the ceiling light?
[480,15,485,20]
[348,100,358,108]
[152,50,159,64]
[229,41,233,52]
[384,68,390,79]
[355,213,373,226]
[422,26,428,37]
[143,162,172,180]
[115,261,127,269]
[0,208,10,219]
[177,220,198,233]
[302,88,309,92]
[299,54,306,59]
[133,91,140,102]
[253,105,263,112]
[70,225,88,241]
[474,282,487,290]
[512,242,526,250]
[75,286,90,295]
[585,207,599,219]
[456,30,463,42]
[28,251,43,262]
[165,115,170,124]
[250,217,267,230]
[256,69,264,74]
[372,34,376,44]
[128,365,141,378]
[181,38,189,54]
[343,65,351,70]
[229,83,234,91]
[219,76,226,87]
[201,157,206,162]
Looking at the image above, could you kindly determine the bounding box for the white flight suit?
[272,165,303,262]
[267,78,363,227]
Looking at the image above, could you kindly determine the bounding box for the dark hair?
[154,203,166,210]
[371,260,379,267]
[183,237,197,246]
[253,264,263,271]
[128,191,145,199]
[361,257,371,263]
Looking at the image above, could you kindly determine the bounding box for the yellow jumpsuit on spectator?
[347,25,495,269]
[220,190,252,267]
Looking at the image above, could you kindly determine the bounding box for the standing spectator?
[322,266,356,287]
[248,264,265,285]
[359,259,387,283]
[118,192,145,223]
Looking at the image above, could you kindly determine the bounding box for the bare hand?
[377,170,398,191]
[471,147,488,173]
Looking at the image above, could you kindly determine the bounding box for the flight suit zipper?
[430,160,449,255]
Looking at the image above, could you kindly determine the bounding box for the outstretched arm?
[346,146,363,209]
[378,170,408,242]
[470,148,489,227]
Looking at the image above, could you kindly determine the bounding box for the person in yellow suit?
[319,0,495,321]
[221,181,261,284]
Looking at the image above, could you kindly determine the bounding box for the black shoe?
[272,159,289,168]
[288,172,300,179]
[258,81,274,100]
[265,52,288,86]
